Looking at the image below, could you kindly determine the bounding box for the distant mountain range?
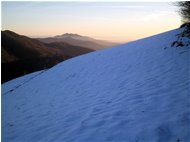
[37,33,118,50]
[2,30,94,83]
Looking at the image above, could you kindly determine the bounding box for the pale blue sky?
[2,2,181,42]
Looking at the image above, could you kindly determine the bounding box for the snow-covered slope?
[2,27,190,142]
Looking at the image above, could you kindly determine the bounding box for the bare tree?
[177,1,190,23]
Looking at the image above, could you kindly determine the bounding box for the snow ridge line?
[2,70,46,96]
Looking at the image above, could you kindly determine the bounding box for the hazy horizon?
[2,2,181,42]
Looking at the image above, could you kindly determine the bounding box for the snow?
[2,27,190,142]
[2,70,45,95]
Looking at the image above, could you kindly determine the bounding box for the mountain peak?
[38,33,118,50]
[54,33,83,38]
[63,33,81,36]
[2,30,19,36]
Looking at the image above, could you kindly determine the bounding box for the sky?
[2,2,181,42]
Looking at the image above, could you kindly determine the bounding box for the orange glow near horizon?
[2,2,181,42]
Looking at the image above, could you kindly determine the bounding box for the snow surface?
[2,27,190,142]
[2,71,45,95]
